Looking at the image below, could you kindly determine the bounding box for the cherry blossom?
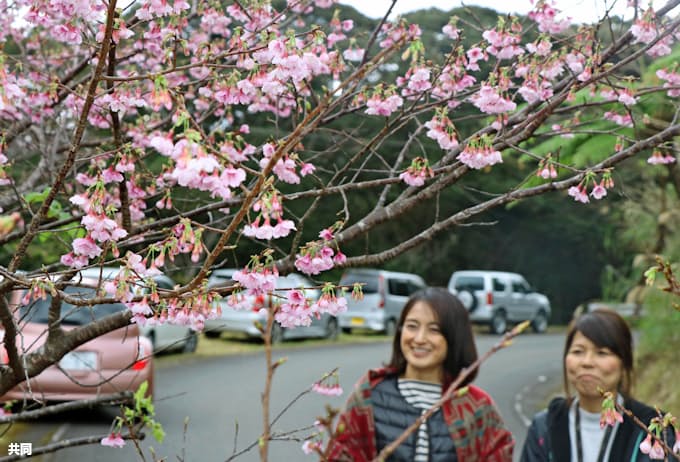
[100,433,125,448]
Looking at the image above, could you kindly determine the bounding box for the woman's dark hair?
[388,287,478,386]
[563,308,634,398]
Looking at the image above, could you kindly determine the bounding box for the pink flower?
[312,382,343,396]
[568,185,589,204]
[72,236,103,258]
[599,407,622,427]
[302,440,320,455]
[590,182,608,200]
[640,434,653,454]
[650,441,665,459]
[101,433,125,448]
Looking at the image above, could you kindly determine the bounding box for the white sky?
[338,0,670,25]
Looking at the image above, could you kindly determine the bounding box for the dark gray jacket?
[372,377,456,462]
[520,396,675,462]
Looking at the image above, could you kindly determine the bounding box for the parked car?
[1,275,155,404]
[447,270,551,335]
[77,267,198,354]
[205,269,339,343]
[336,268,426,335]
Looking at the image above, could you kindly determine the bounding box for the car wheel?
[489,310,507,335]
[457,290,478,312]
[204,330,221,339]
[182,331,198,353]
[384,319,397,337]
[531,310,548,334]
[325,318,339,341]
[270,322,284,344]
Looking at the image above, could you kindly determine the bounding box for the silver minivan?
[447,270,551,335]
[337,268,426,335]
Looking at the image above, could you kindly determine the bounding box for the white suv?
[447,270,551,335]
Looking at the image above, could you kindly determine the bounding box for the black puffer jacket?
[371,376,457,462]
[520,397,676,462]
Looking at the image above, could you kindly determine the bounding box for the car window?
[387,279,410,296]
[454,276,484,291]
[20,286,127,325]
[407,280,423,294]
[339,273,379,294]
[512,281,528,293]
[492,278,506,292]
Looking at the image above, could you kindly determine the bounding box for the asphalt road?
[8,332,564,462]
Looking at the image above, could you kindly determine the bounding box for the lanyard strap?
[575,405,614,462]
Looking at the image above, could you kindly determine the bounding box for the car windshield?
[338,274,379,294]
[19,286,127,325]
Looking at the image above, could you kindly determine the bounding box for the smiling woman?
[520,308,677,462]
[326,287,514,462]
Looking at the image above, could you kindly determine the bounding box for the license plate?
[59,351,98,371]
[350,317,365,326]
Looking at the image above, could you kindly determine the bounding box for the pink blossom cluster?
[457,136,503,170]
[342,46,365,62]
[399,157,435,187]
[312,289,348,317]
[295,227,346,276]
[465,47,488,72]
[425,112,459,150]
[603,111,633,127]
[525,38,552,57]
[243,189,296,240]
[442,22,460,40]
[482,25,524,61]
[398,66,432,99]
[630,10,658,45]
[326,12,354,47]
[639,435,666,459]
[378,22,422,50]
[311,382,343,396]
[258,142,315,185]
[471,84,516,114]
[647,150,676,165]
[365,90,404,117]
[527,0,571,34]
[567,173,614,203]
[629,8,675,56]
[430,58,477,105]
[311,370,343,397]
[517,77,554,104]
[101,432,125,448]
[656,68,680,97]
[302,439,322,455]
[536,161,558,180]
[135,0,190,21]
[295,245,340,275]
[232,266,279,297]
[275,289,315,328]
[599,407,623,428]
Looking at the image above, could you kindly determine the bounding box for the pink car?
[1,281,154,404]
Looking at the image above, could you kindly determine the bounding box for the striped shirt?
[397,379,442,462]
